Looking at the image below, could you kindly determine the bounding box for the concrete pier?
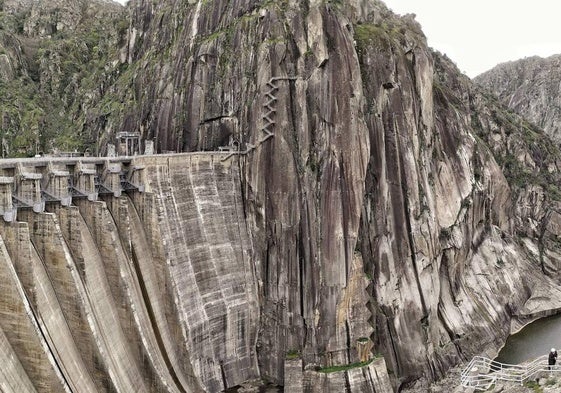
[0,155,153,221]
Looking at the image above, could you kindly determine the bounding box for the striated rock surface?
[3,0,561,392]
[88,0,561,389]
[475,54,561,142]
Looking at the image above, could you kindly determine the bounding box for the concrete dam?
[0,152,260,393]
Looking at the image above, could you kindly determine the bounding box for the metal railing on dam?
[461,355,561,390]
[0,151,233,222]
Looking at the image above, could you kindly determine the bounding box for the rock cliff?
[2,0,561,392]
[116,0,561,389]
[475,55,561,142]
[0,0,125,156]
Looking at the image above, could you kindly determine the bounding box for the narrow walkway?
[461,355,561,390]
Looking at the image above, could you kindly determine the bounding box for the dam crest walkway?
[0,151,231,222]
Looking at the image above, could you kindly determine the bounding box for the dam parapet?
[0,155,151,221]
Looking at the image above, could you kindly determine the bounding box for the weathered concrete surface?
[0,153,259,392]
[0,323,37,393]
[0,221,69,393]
[284,358,304,393]
[0,220,97,393]
[0,232,62,393]
[28,209,150,392]
[124,196,203,392]
[134,153,260,392]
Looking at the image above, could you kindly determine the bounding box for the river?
[495,314,561,364]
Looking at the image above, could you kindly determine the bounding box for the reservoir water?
[495,314,561,364]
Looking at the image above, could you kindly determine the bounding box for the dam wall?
[0,153,259,392]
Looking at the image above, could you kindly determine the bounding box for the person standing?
[549,348,558,371]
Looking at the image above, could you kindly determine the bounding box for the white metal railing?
[461,355,561,390]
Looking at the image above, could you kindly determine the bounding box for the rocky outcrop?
[0,31,25,81]
[475,55,561,142]
[22,0,123,38]
[120,1,561,390]
[104,0,561,390]
[4,0,561,392]
[0,0,126,156]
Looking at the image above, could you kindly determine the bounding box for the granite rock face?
[475,55,561,142]
[3,0,561,392]
[109,0,561,389]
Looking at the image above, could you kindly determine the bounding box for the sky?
[382,0,561,78]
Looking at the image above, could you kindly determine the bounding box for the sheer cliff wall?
[115,1,561,390]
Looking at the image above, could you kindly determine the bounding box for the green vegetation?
[523,380,543,392]
[354,23,392,52]
[286,349,300,360]
[489,130,561,201]
[432,52,561,203]
[0,3,130,157]
[0,6,28,34]
[317,357,375,374]
[433,79,463,111]
[545,378,557,386]
[0,76,46,156]
[354,15,422,56]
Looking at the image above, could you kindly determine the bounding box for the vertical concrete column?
[103,162,122,197]
[15,165,44,213]
[356,339,373,363]
[107,144,116,157]
[0,177,15,222]
[144,140,154,155]
[73,162,97,201]
[284,358,304,393]
[45,163,72,206]
[128,163,145,193]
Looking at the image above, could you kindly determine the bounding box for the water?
[495,314,561,364]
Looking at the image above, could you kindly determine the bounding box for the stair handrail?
[461,354,556,390]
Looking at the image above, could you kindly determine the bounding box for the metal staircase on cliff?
[461,355,561,390]
[222,76,298,161]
